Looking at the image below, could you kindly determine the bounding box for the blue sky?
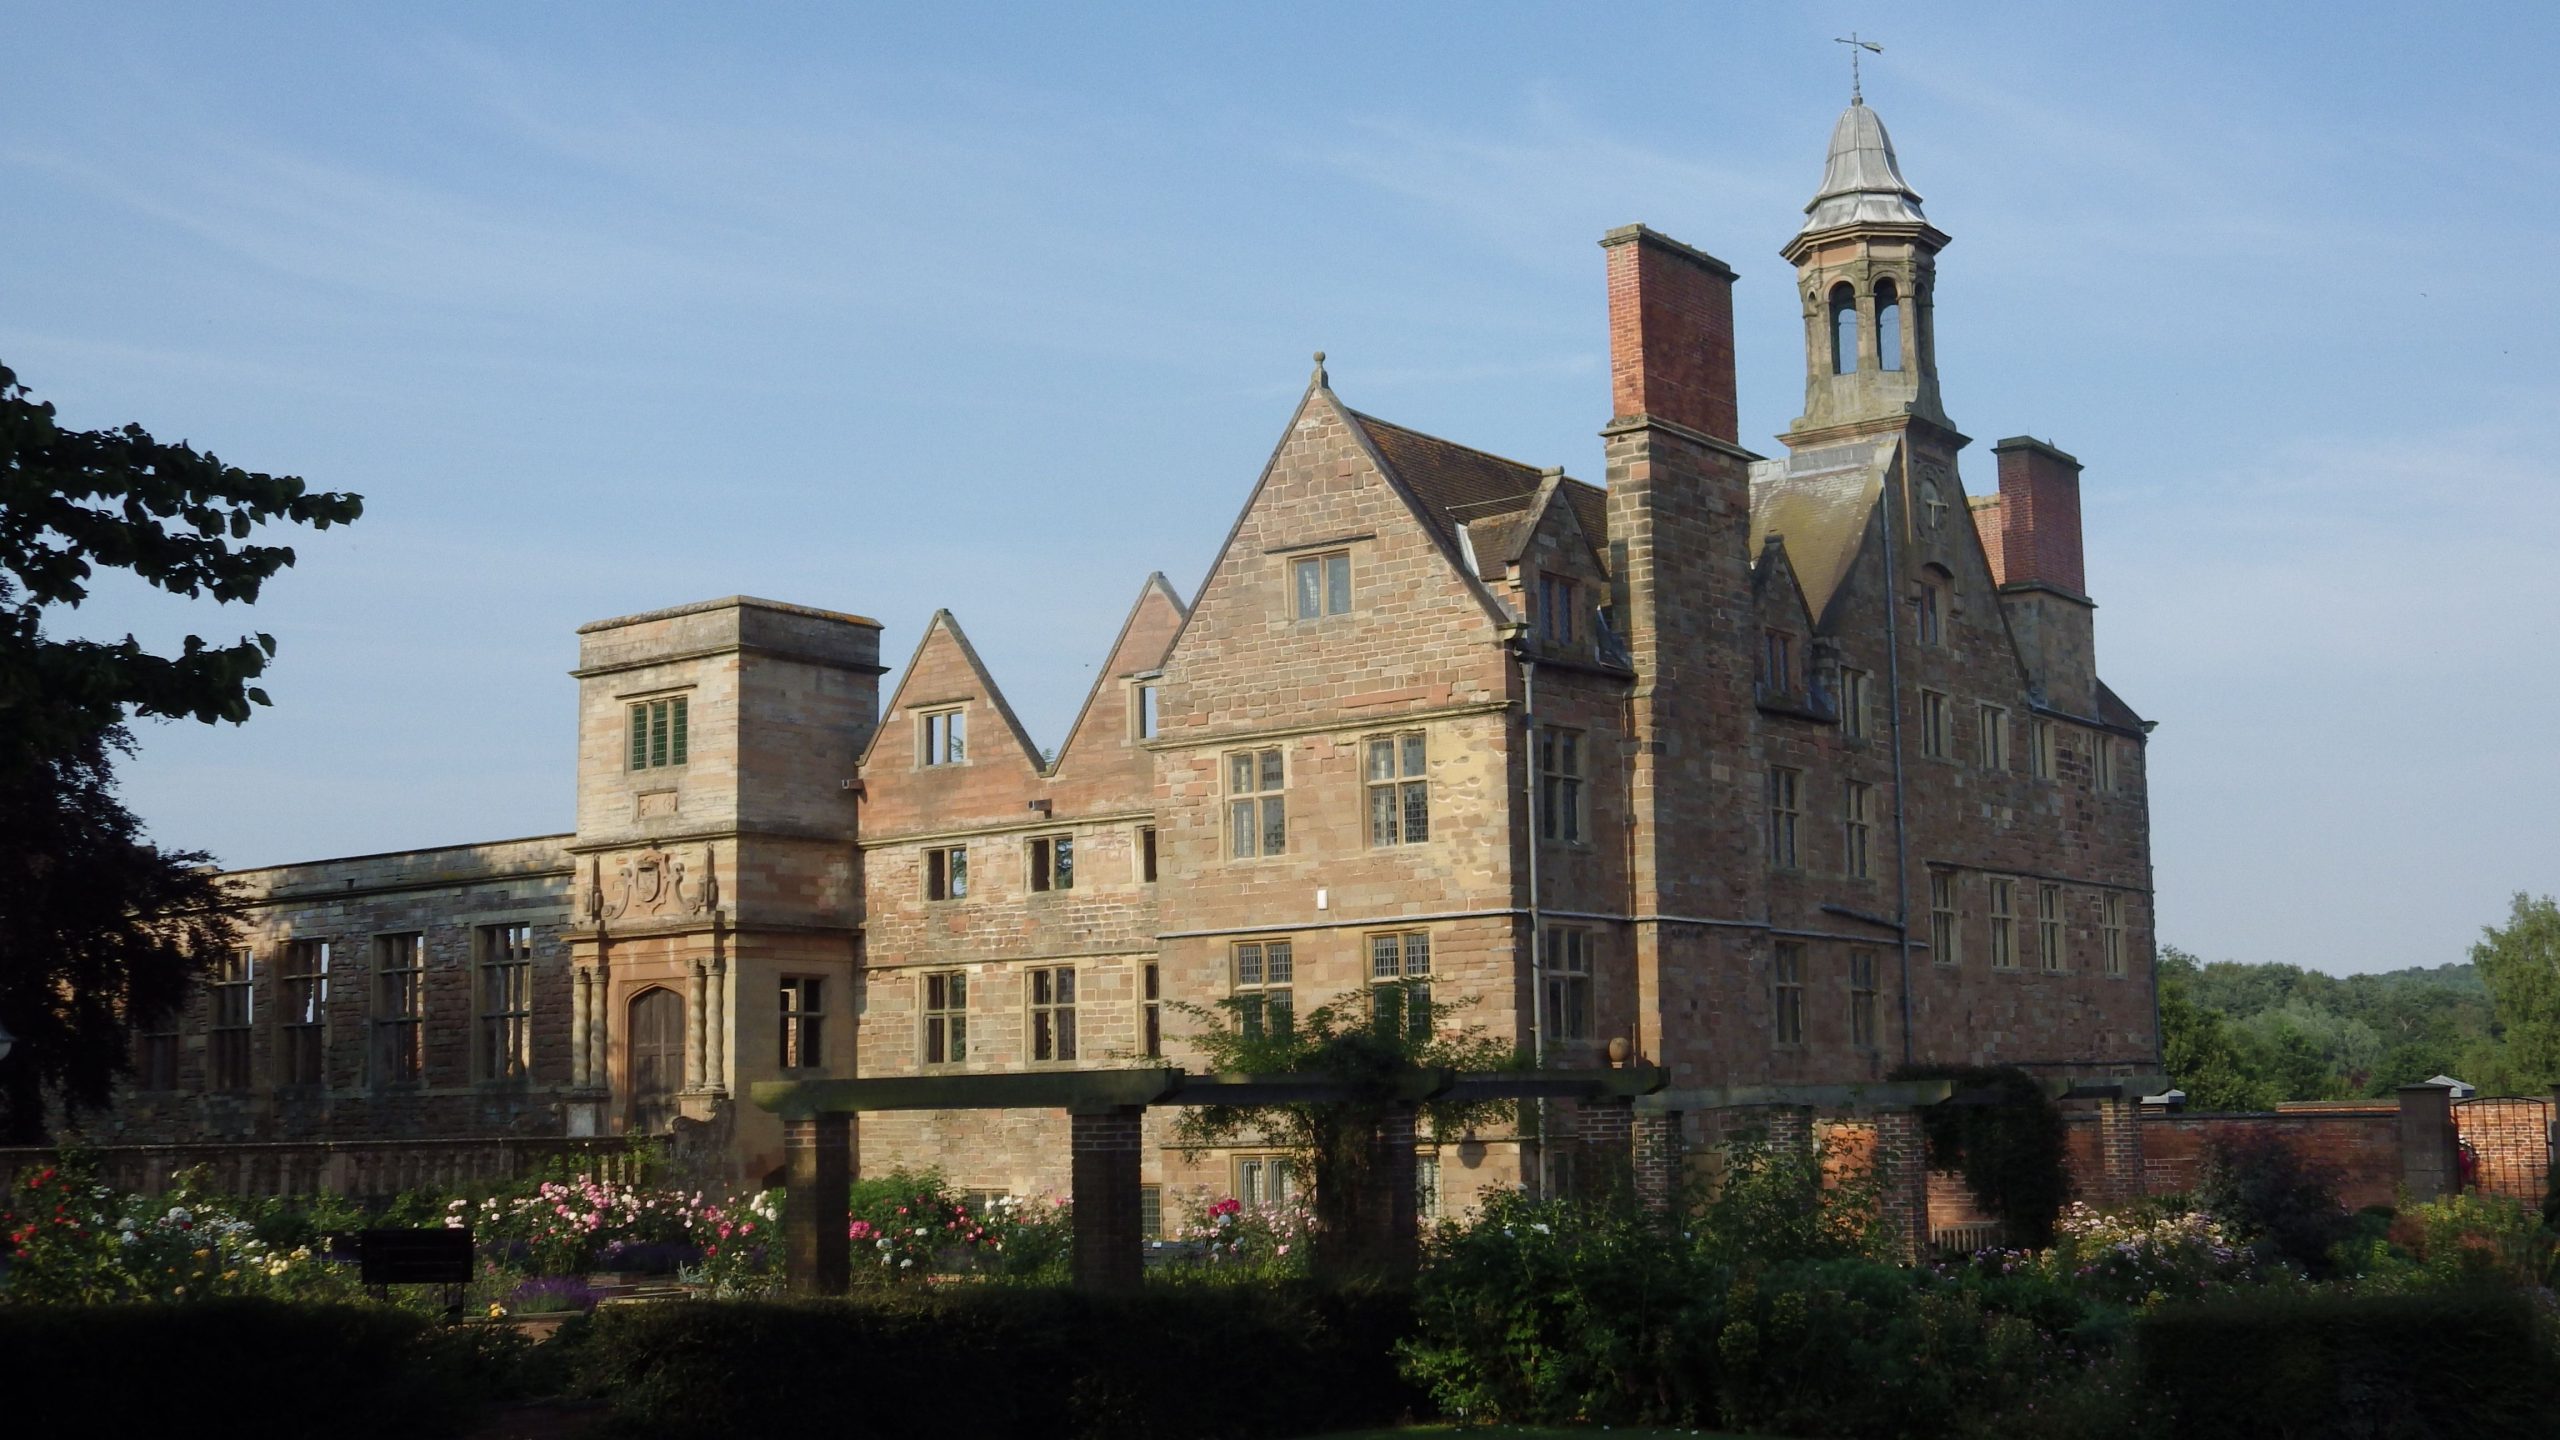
[6,2,2555,976]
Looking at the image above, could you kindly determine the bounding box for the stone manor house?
[91,98,2158,1220]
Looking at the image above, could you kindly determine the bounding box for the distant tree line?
[2161,893,2560,1108]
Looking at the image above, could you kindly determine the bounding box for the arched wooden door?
[626,987,685,1134]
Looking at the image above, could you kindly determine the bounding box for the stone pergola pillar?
[2398,1083,2458,1202]
[783,1113,851,1295]
[686,960,709,1090]
[570,969,593,1088]
[2092,1096,2145,1207]
[1873,1107,1931,1262]
[1764,1104,1814,1157]
[1633,1108,1682,1218]
[1580,1096,1634,1195]
[1070,1105,1145,1294]
[1372,1102,1421,1278]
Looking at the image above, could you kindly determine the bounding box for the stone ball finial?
[1311,351,1329,388]
[1607,1036,1633,1068]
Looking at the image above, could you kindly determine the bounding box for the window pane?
[1371,934,1402,980]
[1325,552,1350,613]
[1054,837,1074,889]
[1265,941,1293,984]
[1367,739,1394,782]
[1400,733,1425,777]
[1258,748,1283,791]
[1230,752,1254,793]
[1404,932,1430,976]
[670,697,688,765]
[1370,785,1398,847]
[629,707,648,769]
[1235,943,1262,986]
[650,702,669,767]
[1402,781,1428,843]
[1295,557,1321,619]
[1261,796,1286,855]
[1230,800,1256,858]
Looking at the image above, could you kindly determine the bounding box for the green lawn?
[1300,1414,1761,1424]
[1296,1427,1756,1440]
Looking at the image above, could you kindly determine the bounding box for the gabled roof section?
[1752,533,1817,633]
[2094,678,2148,735]
[1049,572,1187,776]
[1349,411,1607,561]
[1748,439,1893,623]
[857,609,1047,773]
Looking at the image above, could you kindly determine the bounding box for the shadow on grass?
[1294,1427,1760,1440]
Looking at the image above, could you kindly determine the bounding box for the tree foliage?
[2470,893,2560,1094]
[0,360,362,765]
[1892,1063,2068,1247]
[0,360,359,1141]
[1168,984,1522,1280]
[2157,944,2505,1105]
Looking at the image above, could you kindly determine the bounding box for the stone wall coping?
[753,1064,1670,1118]
[1638,1079,1955,1113]
[576,595,883,635]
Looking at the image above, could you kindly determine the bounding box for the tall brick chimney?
[1602,224,1738,442]
[1990,437,2086,596]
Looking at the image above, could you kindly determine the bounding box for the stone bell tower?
[1781,96,1953,443]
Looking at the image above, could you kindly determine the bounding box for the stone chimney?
[1603,224,1738,442]
[1990,438,2086,597]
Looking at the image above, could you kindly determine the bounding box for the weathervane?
[1835,33,1883,103]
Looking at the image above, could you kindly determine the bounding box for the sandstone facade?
[103,98,2161,1218]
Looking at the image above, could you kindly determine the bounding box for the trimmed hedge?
[573,1285,1420,1440]
[0,1298,531,1439]
[2138,1288,2560,1439]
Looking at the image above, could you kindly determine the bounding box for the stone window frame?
[474,923,536,1084]
[1027,965,1079,1064]
[1027,833,1075,893]
[1916,567,1952,647]
[1766,766,1803,870]
[1772,941,1807,1047]
[1918,689,1951,760]
[370,932,426,1090]
[1929,870,1960,966]
[1231,938,1295,1039]
[1842,779,1874,881]
[626,693,690,772]
[1760,628,1794,692]
[1538,727,1586,846]
[1849,948,1879,1051]
[924,844,969,902]
[2092,732,2119,793]
[1130,679,1161,740]
[1987,880,2017,971]
[779,975,825,1072]
[1977,703,2009,772]
[1364,731,1430,848]
[1416,1150,1442,1220]
[1139,1183,1164,1241]
[1233,1152,1297,1210]
[920,970,969,1067]
[207,947,255,1093]
[1366,930,1433,1040]
[2101,894,2127,978]
[1290,550,1353,621]
[1541,925,1594,1043]
[2038,884,2066,973]
[1538,572,1578,648]
[1135,825,1157,884]
[1141,961,1162,1059]
[1838,666,1872,741]
[277,938,332,1091]
[2029,717,2057,780]
[917,706,968,768]
[1225,747,1288,860]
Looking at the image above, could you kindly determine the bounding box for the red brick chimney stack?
[1989,437,2086,596]
[1602,224,1739,443]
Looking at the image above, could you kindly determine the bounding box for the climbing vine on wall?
[1891,1063,2069,1248]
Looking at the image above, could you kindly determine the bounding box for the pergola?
[749,1065,2135,1293]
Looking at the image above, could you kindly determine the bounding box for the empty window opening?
[1876,278,1904,373]
[1829,283,1859,375]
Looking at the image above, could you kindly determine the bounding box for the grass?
[1295,1427,1757,1440]
[1300,1414,1761,1424]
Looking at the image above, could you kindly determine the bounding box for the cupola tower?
[1782,98,1953,441]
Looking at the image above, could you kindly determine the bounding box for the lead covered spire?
[1799,100,1930,236]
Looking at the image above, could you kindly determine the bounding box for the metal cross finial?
[1835,33,1883,103]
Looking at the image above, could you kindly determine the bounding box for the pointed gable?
[1049,573,1187,784]
[857,611,1047,835]
[1748,440,1890,627]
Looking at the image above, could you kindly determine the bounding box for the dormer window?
[1760,629,1794,691]
[1538,574,1577,647]
[1876,278,1904,373]
[1829,282,1859,375]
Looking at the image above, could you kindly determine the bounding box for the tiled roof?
[1347,409,1607,570]
[2094,678,2147,734]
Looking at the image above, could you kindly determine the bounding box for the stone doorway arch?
[626,986,685,1134]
